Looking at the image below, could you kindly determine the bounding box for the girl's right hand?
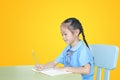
[35,64,45,71]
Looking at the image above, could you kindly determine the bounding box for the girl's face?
[60,23,79,45]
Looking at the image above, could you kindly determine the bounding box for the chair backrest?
[90,44,119,80]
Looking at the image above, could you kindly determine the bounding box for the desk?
[0,65,82,80]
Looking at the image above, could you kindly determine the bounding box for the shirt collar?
[67,40,83,52]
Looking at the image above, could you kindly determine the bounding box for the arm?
[59,63,90,74]
[35,60,58,70]
[43,61,58,69]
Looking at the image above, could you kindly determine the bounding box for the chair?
[90,44,119,80]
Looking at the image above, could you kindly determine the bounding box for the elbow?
[82,66,90,74]
[83,63,91,74]
[86,69,90,74]
[84,68,90,74]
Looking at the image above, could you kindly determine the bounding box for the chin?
[65,42,70,45]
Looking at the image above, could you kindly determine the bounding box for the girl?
[35,18,94,80]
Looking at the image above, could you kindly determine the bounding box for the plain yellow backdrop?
[0,0,120,80]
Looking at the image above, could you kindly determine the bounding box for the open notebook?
[32,68,72,76]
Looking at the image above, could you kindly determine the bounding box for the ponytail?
[81,29,89,48]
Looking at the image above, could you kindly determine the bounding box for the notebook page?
[32,68,72,76]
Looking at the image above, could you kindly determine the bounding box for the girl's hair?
[62,17,89,48]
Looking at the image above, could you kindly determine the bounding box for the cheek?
[68,35,74,40]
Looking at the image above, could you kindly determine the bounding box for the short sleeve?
[79,47,90,66]
[55,52,64,64]
[55,46,70,64]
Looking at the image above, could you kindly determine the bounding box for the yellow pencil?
[32,50,39,64]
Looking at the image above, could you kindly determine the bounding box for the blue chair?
[90,44,119,80]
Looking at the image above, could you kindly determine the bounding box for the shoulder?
[80,42,90,52]
[78,42,91,57]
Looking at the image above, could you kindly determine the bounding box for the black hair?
[62,17,89,48]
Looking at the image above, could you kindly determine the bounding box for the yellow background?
[0,0,120,80]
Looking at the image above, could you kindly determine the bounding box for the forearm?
[67,67,90,74]
[65,64,90,74]
[43,61,58,69]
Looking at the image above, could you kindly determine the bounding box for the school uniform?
[55,40,94,80]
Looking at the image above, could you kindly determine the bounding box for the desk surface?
[0,65,82,80]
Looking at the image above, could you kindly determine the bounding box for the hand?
[35,64,45,71]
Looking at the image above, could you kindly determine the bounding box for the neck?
[70,39,80,48]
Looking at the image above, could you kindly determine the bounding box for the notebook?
[32,68,72,76]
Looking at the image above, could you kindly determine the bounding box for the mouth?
[64,40,69,43]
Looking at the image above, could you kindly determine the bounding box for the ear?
[74,29,80,36]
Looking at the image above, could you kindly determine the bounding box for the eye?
[61,33,67,37]
[64,33,67,36]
